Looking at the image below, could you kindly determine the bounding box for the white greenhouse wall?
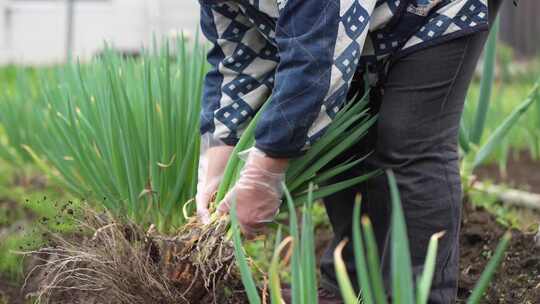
[0,0,201,65]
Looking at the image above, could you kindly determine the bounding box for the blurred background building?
[0,0,537,65]
[0,0,199,65]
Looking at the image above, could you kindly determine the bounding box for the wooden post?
[500,1,540,58]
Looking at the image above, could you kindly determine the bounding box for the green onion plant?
[459,18,540,179]
[216,91,380,206]
[0,37,379,233]
[230,170,511,304]
[0,70,44,165]
[334,170,512,304]
[1,38,208,232]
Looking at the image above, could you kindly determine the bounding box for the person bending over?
[196,0,502,303]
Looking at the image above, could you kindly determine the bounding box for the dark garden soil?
[457,202,540,304]
[313,201,540,303]
[0,276,25,304]
[0,278,24,304]
[0,198,34,304]
[12,174,47,191]
[0,199,19,230]
[475,150,540,194]
[1,200,540,303]
[0,198,35,231]
[310,201,540,304]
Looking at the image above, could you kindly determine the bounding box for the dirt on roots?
[21,213,248,304]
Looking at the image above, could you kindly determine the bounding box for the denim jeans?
[319,1,502,303]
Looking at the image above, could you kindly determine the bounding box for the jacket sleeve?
[199,3,279,146]
[254,0,376,158]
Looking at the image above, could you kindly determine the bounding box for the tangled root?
[24,212,248,304]
[156,217,238,302]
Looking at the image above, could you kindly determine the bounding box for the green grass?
[0,159,78,281]
[0,66,17,87]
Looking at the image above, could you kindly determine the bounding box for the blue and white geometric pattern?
[211,2,240,19]
[342,2,371,40]
[258,42,279,61]
[416,14,453,41]
[307,0,375,140]
[404,0,488,50]
[335,43,361,84]
[324,85,350,118]
[222,44,258,72]
[200,0,490,157]
[222,20,251,42]
[215,99,255,132]
[371,29,402,56]
[277,0,288,11]
[222,74,260,100]
[453,0,488,29]
[387,0,401,12]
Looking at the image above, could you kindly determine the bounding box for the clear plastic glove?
[196,135,234,224]
[218,148,288,238]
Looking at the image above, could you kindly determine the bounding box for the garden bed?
[457,202,540,303]
[1,200,538,304]
[0,277,23,304]
[475,150,540,194]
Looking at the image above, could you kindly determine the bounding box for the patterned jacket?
[199,0,489,157]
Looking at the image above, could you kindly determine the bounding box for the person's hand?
[196,143,234,224]
[218,148,288,238]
